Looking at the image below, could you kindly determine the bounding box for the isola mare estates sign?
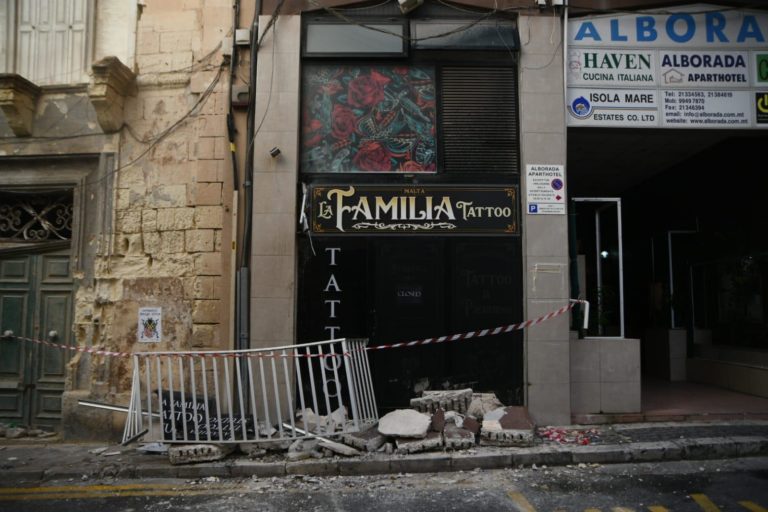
[567,4,768,129]
[310,185,519,235]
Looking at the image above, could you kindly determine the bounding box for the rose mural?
[302,65,437,173]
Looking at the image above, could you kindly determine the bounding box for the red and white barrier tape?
[1,300,588,359]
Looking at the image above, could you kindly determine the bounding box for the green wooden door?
[0,248,72,427]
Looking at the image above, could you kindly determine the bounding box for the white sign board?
[662,89,751,127]
[526,165,566,215]
[567,5,768,129]
[568,88,659,126]
[138,307,162,343]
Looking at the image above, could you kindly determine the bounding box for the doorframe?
[572,197,625,339]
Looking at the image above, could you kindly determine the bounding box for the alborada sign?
[310,185,519,235]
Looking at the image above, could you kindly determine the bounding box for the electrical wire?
[82,64,226,191]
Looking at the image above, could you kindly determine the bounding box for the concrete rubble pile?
[0,423,57,440]
[161,388,535,465]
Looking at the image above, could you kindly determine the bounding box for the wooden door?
[0,248,72,427]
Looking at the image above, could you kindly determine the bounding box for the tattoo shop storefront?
[294,5,525,411]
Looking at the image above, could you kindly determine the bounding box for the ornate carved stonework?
[88,56,137,133]
[0,74,42,137]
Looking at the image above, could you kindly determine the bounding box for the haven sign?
[568,5,768,129]
[310,185,519,234]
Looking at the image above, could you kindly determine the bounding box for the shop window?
[302,64,437,173]
[301,12,520,175]
[1,0,93,85]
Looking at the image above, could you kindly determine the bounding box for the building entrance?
[297,236,524,411]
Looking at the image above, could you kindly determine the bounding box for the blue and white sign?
[567,88,658,126]
[526,165,566,215]
[570,5,767,48]
[568,4,768,129]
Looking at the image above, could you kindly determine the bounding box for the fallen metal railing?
[122,338,377,444]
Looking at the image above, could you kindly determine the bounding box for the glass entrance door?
[572,198,625,337]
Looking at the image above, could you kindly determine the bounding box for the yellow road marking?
[692,494,722,512]
[585,509,602,512]
[739,501,767,512]
[0,483,182,494]
[507,491,537,512]
[648,507,670,512]
[0,488,236,501]
[613,508,635,512]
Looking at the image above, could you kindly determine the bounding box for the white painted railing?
[122,338,377,444]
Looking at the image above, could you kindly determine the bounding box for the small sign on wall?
[138,307,162,343]
[526,164,566,215]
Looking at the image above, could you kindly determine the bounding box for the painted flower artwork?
[302,65,437,173]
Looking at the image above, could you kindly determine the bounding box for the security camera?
[269,147,281,158]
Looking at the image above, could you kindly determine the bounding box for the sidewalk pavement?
[1,420,766,484]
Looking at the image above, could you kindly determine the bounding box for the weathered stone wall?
[74,0,235,423]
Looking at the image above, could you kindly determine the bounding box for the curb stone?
[4,436,768,483]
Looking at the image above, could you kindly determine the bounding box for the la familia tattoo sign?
[310,185,519,234]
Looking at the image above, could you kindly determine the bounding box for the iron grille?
[0,191,73,242]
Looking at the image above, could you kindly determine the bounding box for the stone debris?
[378,409,431,439]
[467,393,504,420]
[295,406,349,435]
[396,431,444,454]
[479,428,535,447]
[479,406,535,447]
[341,426,386,452]
[430,409,446,432]
[168,443,235,465]
[462,416,481,435]
[410,388,472,414]
[4,427,28,439]
[88,447,109,455]
[318,439,360,457]
[287,438,321,461]
[444,424,476,450]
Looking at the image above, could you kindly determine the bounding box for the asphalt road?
[0,457,765,512]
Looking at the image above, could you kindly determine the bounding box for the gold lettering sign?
[310,186,519,235]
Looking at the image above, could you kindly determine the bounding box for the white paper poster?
[138,307,162,343]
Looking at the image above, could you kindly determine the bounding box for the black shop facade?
[296,5,523,411]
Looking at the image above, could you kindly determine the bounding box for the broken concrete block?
[396,431,444,454]
[482,419,502,432]
[483,407,508,422]
[239,444,267,458]
[479,407,534,446]
[462,416,481,435]
[289,438,319,454]
[168,444,235,465]
[328,406,348,432]
[5,427,27,439]
[378,409,431,439]
[341,426,386,452]
[287,450,312,461]
[431,409,446,433]
[318,439,360,457]
[467,393,504,420]
[498,406,535,431]
[444,424,476,450]
[479,428,535,447]
[296,408,327,433]
[410,388,473,414]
